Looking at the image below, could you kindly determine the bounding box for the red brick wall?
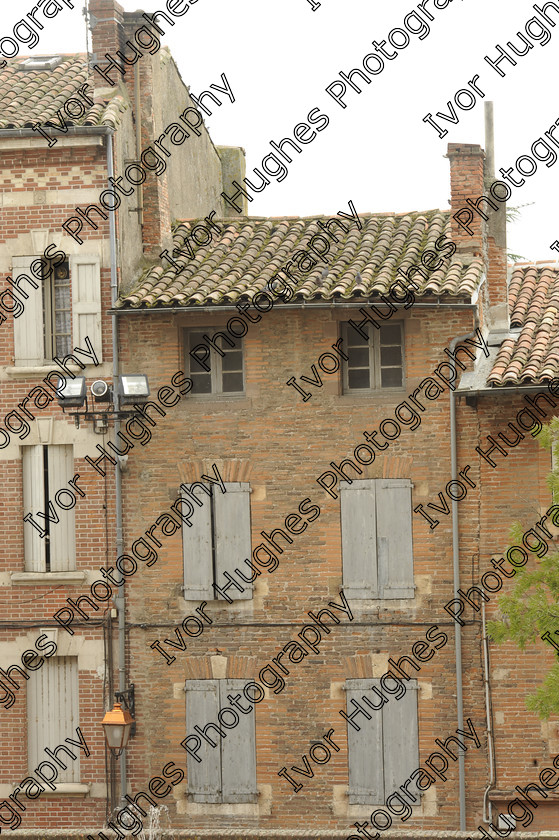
[111,304,513,832]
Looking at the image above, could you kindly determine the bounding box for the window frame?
[341,320,405,394]
[12,253,102,368]
[340,478,415,600]
[185,678,258,803]
[182,481,253,601]
[27,655,80,783]
[22,444,76,573]
[43,257,71,360]
[345,677,419,806]
[184,328,245,397]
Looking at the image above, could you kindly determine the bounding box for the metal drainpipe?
[481,595,496,824]
[105,127,127,808]
[134,62,144,227]
[449,328,478,831]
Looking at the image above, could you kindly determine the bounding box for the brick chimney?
[88,0,126,92]
[446,142,509,331]
[88,0,173,256]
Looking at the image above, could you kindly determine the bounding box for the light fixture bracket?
[115,684,136,738]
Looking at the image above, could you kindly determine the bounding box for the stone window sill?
[31,783,90,797]
[4,364,96,378]
[11,571,87,585]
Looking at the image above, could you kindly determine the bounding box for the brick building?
[1,1,559,839]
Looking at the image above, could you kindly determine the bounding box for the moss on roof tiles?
[119,211,484,311]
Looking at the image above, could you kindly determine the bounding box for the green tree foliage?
[486,416,559,719]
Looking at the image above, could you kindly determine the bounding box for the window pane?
[380,324,401,344]
[190,349,211,374]
[381,368,402,387]
[222,372,243,392]
[222,350,243,372]
[191,372,212,393]
[380,346,402,366]
[55,334,72,358]
[348,368,370,389]
[348,347,369,367]
[53,273,71,358]
[346,327,370,346]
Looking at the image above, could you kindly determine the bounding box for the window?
[186,330,244,395]
[43,259,71,359]
[182,482,252,601]
[22,445,76,572]
[345,678,419,805]
[28,656,80,783]
[340,479,414,599]
[185,679,257,803]
[341,321,403,392]
[19,56,62,71]
[12,254,102,366]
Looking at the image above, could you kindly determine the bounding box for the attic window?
[18,56,62,71]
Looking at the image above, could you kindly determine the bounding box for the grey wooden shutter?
[346,679,384,804]
[214,483,252,600]
[28,656,79,782]
[70,255,103,362]
[23,445,47,571]
[376,479,414,598]
[13,256,44,366]
[182,485,213,600]
[220,679,257,802]
[341,480,378,598]
[48,445,76,571]
[382,679,419,799]
[185,680,222,802]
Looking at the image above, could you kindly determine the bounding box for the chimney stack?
[446,143,485,258]
[446,133,509,331]
[88,0,126,92]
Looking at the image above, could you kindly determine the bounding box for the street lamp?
[102,697,135,758]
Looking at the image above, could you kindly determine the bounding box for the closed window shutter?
[28,656,79,782]
[182,486,213,600]
[346,679,384,804]
[48,445,75,571]
[341,480,378,598]
[346,679,419,805]
[185,680,221,802]
[23,445,46,571]
[12,256,43,366]
[70,255,102,362]
[214,483,252,601]
[220,679,257,802]
[376,480,414,598]
[381,679,419,798]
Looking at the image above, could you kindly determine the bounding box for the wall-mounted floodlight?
[56,376,86,408]
[118,375,150,405]
[91,380,112,403]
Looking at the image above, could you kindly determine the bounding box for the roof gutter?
[110,301,478,314]
[0,125,112,138]
[458,384,553,397]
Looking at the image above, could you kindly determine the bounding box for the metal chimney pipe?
[484,101,495,182]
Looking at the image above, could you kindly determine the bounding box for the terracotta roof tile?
[487,263,559,386]
[118,211,485,309]
[0,55,129,129]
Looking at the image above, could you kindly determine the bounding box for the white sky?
[4,0,558,262]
